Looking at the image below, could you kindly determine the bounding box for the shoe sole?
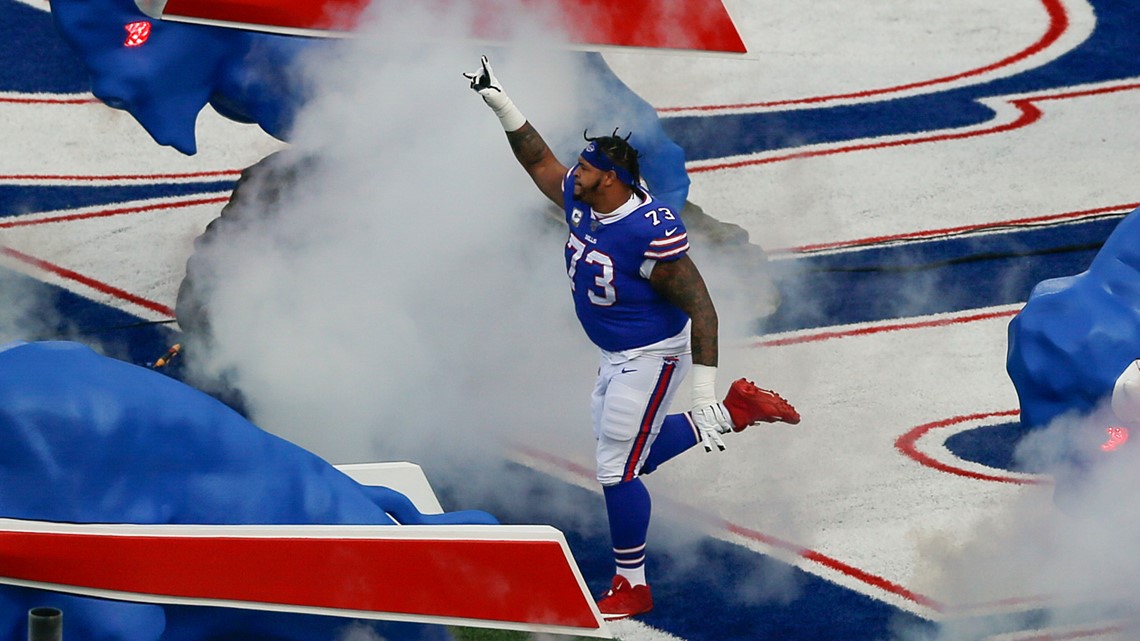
[601,607,653,621]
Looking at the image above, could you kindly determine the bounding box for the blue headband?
[581,142,637,187]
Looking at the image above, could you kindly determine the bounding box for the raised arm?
[504,122,567,206]
[466,56,567,207]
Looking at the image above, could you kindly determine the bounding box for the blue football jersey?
[562,167,691,352]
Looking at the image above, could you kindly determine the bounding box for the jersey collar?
[592,192,646,226]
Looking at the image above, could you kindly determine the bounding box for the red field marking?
[0,95,98,105]
[893,410,1053,485]
[0,170,242,183]
[782,203,1139,255]
[0,196,230,229]
[689,82,1140,176]
[660,0,1069,113]
[0,195,234,318]
[158,0,746,52]
[756,307,1021,348]
[689,100,1044,174]
[0,246,174,317]
[720,520,945,611]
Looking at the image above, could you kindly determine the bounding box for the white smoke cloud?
[0,267,72,345]
[184,2,603,492]
[900,404,1140,640]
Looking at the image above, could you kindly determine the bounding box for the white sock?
[617,565,647,587]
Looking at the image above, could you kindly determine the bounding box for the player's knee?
[597,471,627,486]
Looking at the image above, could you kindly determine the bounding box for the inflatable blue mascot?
[0,340,497,641]
[46,0,691,212]
[1007,206,1140,500]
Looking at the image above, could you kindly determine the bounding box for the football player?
[466,56,800,620]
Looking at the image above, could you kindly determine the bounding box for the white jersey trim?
[598,320,691,365]
[591,191,644,225]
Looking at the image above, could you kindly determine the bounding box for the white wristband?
[492,97,527,132]
[691,364,718,408]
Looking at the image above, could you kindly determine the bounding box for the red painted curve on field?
[894,409,1051,486]
[660,0,1071,113]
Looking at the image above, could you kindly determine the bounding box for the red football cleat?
[723,378,800,430]
[597,575,653,621]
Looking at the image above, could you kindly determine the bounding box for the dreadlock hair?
[583,128,642,189]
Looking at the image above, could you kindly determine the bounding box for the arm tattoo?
[650,256,719,367]
[506,123,550,169]
[505,122,563,205]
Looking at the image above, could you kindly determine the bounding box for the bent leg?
[639,413,700,475]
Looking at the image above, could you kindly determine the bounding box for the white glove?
[691,403,731,452]
[690,364,732,452]
[463,55,526,132]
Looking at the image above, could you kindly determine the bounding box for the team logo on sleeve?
[571,208,584,227]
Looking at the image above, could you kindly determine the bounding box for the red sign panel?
[0,522,605,635]
[153,0,747,53]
